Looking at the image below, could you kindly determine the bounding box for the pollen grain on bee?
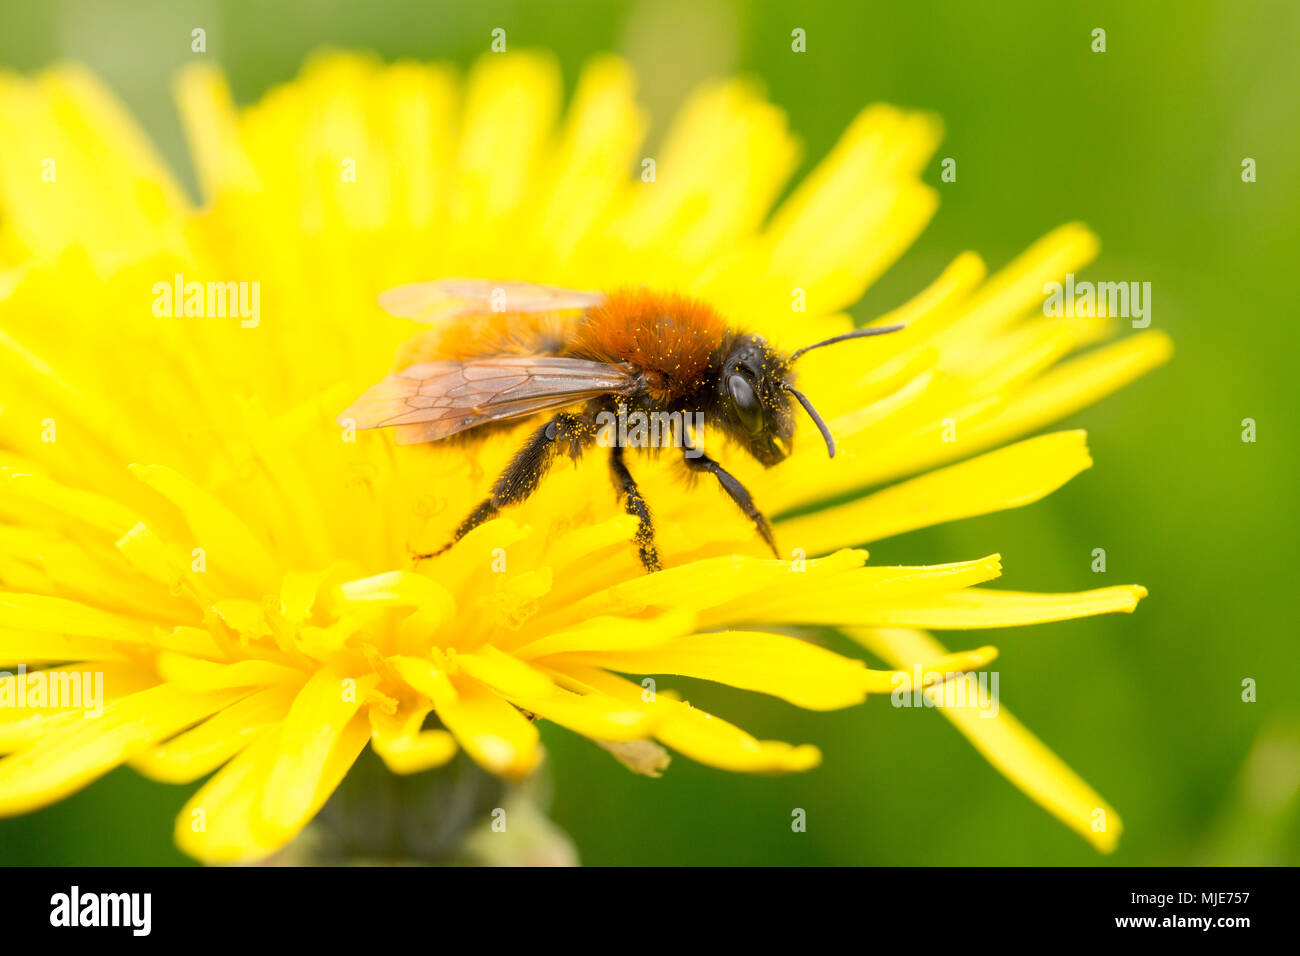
[594,408,706,458]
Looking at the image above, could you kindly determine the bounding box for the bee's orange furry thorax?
[390,287,730,406]
[571,288,727,401]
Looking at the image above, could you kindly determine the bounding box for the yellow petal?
[255,668,370,842]
[657,698,820,773]
[699,554,1004,627]
[962,332,1174,455]
[0,592,147,643]
[453,52,561,244]
[0,628,127,665]
[388,654,458,706]
[611,79,798,266]
[174,728,282,862]
[338,570,454,613]
[881,645,1000,692]
[776,431,1093,553]
[510,610,696,659]
[0,66,189,265]
[551,664,820,773]
[453,645,556,698]
[593,739,672,777]
[940,222,1100,345]
[508,685,658,741]
[433,678,540,779]
[848,627,1122,851]
[173,63,261,199]
[552,550,869,629]
[849,584,1147,629]
[153,652,303,691]
[762,104,941,312]
[0,468,139,537]
[0,682,249,815]
[369,703,458,775]
[551,630,877,711]
[128,463,279,593]
[534,55,646,263]
[176,709,370,863]
[131,684,296,783]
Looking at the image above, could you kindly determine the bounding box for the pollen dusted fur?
[573,287,729,404]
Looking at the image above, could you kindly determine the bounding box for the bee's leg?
[415,412,592,561]
[609,445,662,573]
[683,452,779,559]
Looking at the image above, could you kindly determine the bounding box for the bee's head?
[717,335,794,466]
[718,324,906,466]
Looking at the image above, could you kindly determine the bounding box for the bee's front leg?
[682,452,779,559]
[415,412,593,562]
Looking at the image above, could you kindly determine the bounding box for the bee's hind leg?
[414,412,593,562]
[683,452,779,559]
[414,499,498,561]
[609,445,662,573]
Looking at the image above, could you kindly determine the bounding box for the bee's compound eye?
[728,374,763,432]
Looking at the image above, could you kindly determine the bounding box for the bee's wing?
[377,278,606,323]
[339,356,635,445]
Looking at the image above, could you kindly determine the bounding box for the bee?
[340,279,903,573]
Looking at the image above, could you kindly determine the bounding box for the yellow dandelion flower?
[0,52,1170,863]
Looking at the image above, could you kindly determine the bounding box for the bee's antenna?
[783,384,837,458]
[788,324,906,363]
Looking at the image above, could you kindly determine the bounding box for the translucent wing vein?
[339,357,635,444]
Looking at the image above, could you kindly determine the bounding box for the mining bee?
[341,279,903,572]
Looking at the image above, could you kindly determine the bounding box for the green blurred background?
[1,0,1296,865]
